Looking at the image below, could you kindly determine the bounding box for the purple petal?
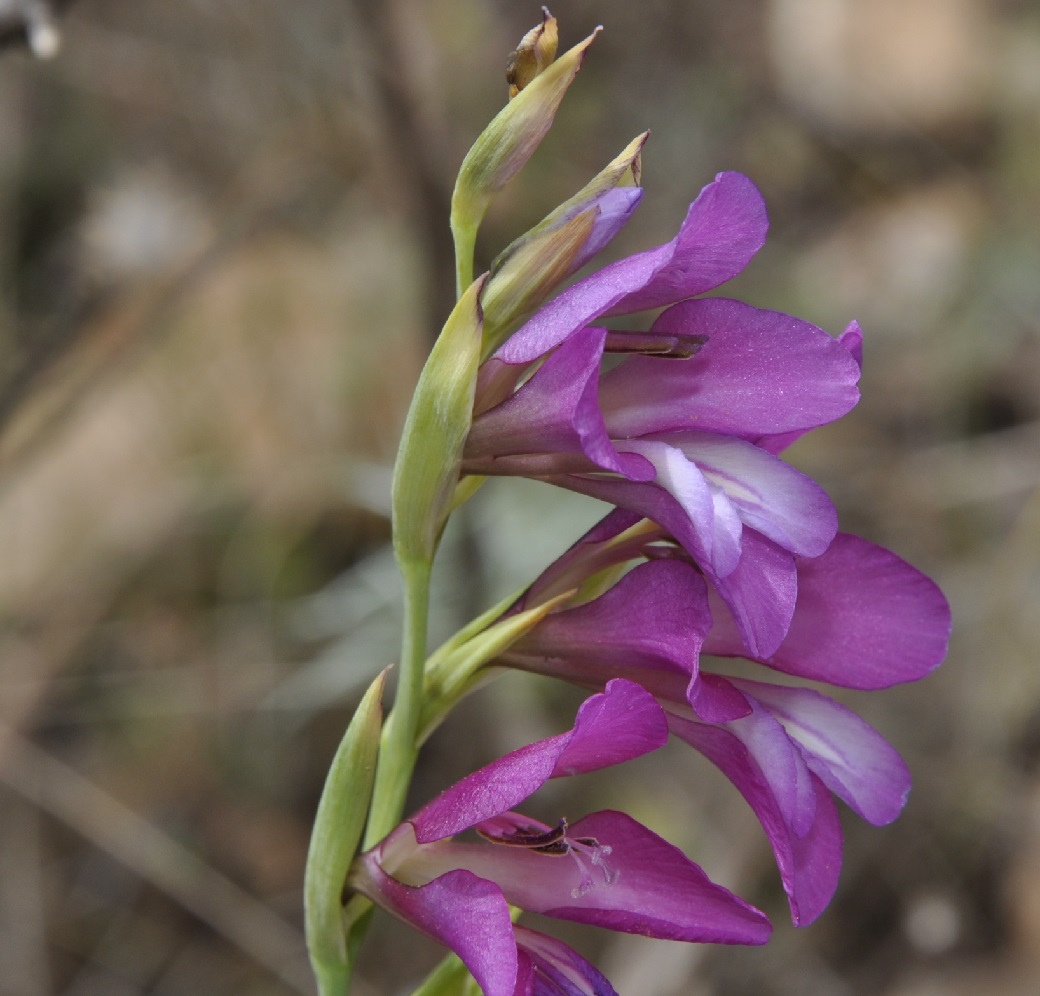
[602,173,769,316]
[705,533,951,688]
[755,319,865,455]
[551,678,671,776]
[668,709,843,926]
[440,810,771,944]
[498,173,768,365]
[410,680,667,843]
[514,926,618,996]
[357,863,518,996]
[599,299,861,439]
[839,320,864,367]
[511,560,712,688]
[687,671,754,723]
[466,327,639,477]
[708,530,799,659]
[728,678,911,825]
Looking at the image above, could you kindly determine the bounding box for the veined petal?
[657,431,838,558]
[612,439,743,576]
[667,709,843,926]
[434,810,771,945]
[497,172,768,365]
[410,680,667,843]
[705,533,952,688]
[514,925,618,996]
[728,678,912,825]
[598,299,861,439]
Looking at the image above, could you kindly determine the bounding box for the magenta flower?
[350,679,771,996]
[497,519,951,925]
[464,171,863,656]
[465,303,861,656]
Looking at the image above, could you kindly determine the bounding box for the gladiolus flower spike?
[305,11,950,996]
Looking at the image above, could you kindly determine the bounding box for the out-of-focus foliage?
[0,1,1038,994]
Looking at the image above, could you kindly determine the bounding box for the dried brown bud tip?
[506,7,559,98]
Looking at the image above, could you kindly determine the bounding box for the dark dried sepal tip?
[506,6,559,98]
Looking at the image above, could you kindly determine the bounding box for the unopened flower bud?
[506,7,559,98]
[451,26,602,290]
[481,132,649,354]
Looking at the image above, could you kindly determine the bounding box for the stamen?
[604,330,708,358]
[478,817,619,897]
[566,835,618,896]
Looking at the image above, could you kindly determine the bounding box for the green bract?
[420,589,574,740]
[304,670,386,996]
[391,275,486,566]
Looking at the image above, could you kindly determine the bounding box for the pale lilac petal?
[667,709,843,925]
[442,810,771,944]
[511,559,711,685]
[358,864,518,996]
[410,681,667,843]
[514,926,618,996]
[599,299,861,438]
[729,678,911,825]
[696,691,820,837]
[548,467,714,576]
[544,469,798,658]
[498,173,768,365]
[569,187,645,273]
[613,439,743,576]
[659,431,838,558]
[705,533,952,688]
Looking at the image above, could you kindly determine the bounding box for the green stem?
[313,956,351,996]
[363,556,433,849]
[451,216,478,300]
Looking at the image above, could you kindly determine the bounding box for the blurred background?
[0,0,1038,993]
